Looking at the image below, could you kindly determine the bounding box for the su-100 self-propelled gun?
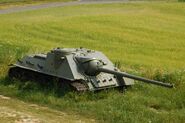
[8,47,173,91]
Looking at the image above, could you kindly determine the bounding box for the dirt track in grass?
[0,95,96,123]
[0,0,131,14]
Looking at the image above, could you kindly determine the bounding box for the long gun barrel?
[98,68,173,88]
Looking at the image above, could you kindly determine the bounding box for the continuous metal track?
[8,67,88,91]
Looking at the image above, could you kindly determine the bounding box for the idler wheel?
[8,67,23,79]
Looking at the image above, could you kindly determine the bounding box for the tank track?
[70,82,88,91]
[8,67,88,92]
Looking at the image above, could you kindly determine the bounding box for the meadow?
[0,2,185,123]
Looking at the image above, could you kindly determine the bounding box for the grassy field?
[0,2,185,123]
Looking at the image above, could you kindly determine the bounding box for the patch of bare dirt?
[0,107,41,123]
[0,95,96,123]
[0,95,10,100]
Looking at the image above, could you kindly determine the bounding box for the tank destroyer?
[8,47,173,91]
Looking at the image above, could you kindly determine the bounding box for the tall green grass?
[0,2,185,123]
[0,73,184,123]
[178,0,185,2]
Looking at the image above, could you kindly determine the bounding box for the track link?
[70,82,88,91]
